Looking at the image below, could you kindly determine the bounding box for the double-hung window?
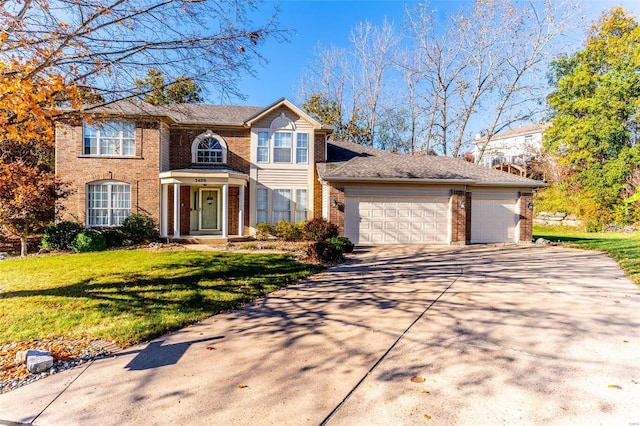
[273,189,291,223]
[256,188,268,224]
[87,182,131,226]
[273,132,292,163]
[257,132,269,163]
[84,121,135,156]
[295,189,307,222]
[296,133,308,164]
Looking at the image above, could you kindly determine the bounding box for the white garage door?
[471,199,519,243]
[345,197,450,245]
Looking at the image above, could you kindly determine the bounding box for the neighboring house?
[473,123,549,177]
[55,98,544,245]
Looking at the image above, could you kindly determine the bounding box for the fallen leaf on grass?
[623,340,629,343]
[608,384,622,389]
[206,346,216,351]
[411,376,425,383]
[238,383,248,389]
[421,390,430,394]
[424,414,432,420]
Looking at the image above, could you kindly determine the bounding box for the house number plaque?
[195,178,207,183]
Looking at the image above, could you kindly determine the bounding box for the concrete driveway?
[1,245,639,425]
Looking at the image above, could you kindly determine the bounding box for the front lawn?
[534,225,640,286]
[0,248,323,345]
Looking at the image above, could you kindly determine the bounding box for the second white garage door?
[471,199,519,243]
[344,197,450,245]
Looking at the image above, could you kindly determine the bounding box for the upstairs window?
[273,132,292,163]
[296,133,308,164]
[84,121,135,156]
[191,131,227,164]
[257,132,269,163]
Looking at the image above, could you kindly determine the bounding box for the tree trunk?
[20,236,28,257]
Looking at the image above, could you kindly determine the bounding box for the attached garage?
[471,198,519,243]
[319,140,544,246]
[344,196,449,245]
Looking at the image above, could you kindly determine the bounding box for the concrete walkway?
[1,245,639,425]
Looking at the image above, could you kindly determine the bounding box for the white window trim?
[296,133,309,164]
[83,121,136,157]
[254,186,308,225]
[86,180,131,227]
[191,130,228,164]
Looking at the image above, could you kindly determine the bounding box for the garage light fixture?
[527,201,534,210]
[459,200,465,209]
[332,198,338,208]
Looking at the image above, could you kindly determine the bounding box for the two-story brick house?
[56,98,544,245]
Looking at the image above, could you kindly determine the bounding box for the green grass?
[534,225,640,286]
[0,249,323,345]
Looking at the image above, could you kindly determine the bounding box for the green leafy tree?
[545,7,640,228]
[135,69,203,106]
[302,93,371,144]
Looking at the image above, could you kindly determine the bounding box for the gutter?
[320,176,546,187]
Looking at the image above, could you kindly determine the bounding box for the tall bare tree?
[1,0,289,112]
[407,0,575,158]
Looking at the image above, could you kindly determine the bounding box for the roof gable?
[244,98,330,131]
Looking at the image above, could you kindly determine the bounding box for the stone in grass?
[27,353,54,374]
[15,349,54,373]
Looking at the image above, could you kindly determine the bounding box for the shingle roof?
[156,103,264,126]
[321,140,545,187]
[78,100,264,126]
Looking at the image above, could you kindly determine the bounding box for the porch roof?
[159,168,249,186]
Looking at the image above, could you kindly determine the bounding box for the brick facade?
[168,128,251,173]
[56,120,162,226]
[57,116,294,238]
[313,132,328,219]
[450,191,471,244]
[328,185,345,236]
[519,192,534,242]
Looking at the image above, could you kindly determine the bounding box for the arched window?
[191,131,227,164]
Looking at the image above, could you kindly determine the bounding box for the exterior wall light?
[332,198,338,208]
[527,201,534,210]
[459,200,465,209]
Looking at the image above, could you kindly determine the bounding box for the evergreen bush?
[41,221,84,251]
[71,230,107,252]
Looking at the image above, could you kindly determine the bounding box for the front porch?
[159,168,249,239]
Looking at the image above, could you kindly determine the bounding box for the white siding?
[256,168,308,187]
[322,184,329,221]
[160,122,170,172]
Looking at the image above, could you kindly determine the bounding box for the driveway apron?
[0,245,638,425]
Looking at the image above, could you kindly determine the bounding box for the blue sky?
[229,0,640,107]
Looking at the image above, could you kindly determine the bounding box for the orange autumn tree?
[0,0,287,255]
[0,160,70,257]
[0,47,84,256]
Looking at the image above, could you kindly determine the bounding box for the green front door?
[200,190,218,230]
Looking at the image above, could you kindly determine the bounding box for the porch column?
[173,183,181,239]
[161,184,168,237]
[238,185,245,237]
[222,183,228,238]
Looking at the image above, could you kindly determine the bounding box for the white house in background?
[473,123,550,176]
